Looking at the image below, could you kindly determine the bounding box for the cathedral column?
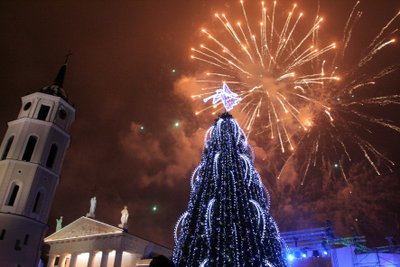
[47,255,57,267]
[69,253,78,267]
[100,250,109,267]
[59,254,68,267]
[113,250,123,267]
[87,251,97,267]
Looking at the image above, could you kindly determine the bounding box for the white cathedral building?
[0,61,171,267]
[44,216,172,267]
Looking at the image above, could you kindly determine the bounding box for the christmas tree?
[173,113,287,267]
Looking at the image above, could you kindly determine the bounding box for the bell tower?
[0,59,75,267]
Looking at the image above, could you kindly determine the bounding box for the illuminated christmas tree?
[172,112,287,266]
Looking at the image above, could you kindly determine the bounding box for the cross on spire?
[64,50,72,64]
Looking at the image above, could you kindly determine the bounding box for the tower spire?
[53,52,71,87]
[40,53,71,101]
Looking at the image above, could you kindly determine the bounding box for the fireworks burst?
[190,1,400,183]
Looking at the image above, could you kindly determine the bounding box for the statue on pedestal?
[86,196,96,218]
[118,206,129,230]
[56,216,63,232]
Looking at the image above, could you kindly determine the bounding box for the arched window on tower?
[37,105,50,121]
[1,136,14,160]
[46,144,58,169]
[22,136,37,162]
[6,182,20,207]
[32,190,44,214]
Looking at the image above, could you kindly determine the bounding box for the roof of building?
[44,216,123,242]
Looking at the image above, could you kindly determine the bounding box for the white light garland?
[205,198,215,244]
[174,212,188,243]
[190,164,201,189]
[250,199,267,239]
[200,258,208,267]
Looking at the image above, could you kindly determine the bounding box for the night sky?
[0,0,399,249]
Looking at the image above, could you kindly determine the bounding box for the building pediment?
[45,216,123,242]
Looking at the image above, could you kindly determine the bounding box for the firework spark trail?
[341,1,361,56]
[352,95,400,106]
[368,10,400,51]
[358,39,396,68]
[191,1,400,183]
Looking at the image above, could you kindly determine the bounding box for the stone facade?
[45,216,172,267]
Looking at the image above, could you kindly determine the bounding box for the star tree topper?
[203,83,242,111]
